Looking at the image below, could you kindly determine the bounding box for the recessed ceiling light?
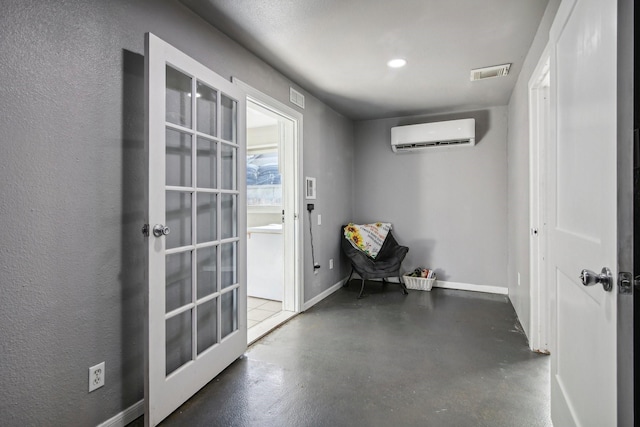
[387,58,407,68]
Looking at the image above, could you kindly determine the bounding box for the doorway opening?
[529,51,550,353]
[235,80,303,344]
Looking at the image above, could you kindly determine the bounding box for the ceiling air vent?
[470,63,511,81]
[290,87,305,109]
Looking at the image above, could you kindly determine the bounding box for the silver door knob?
[579,267,612,292]
[153,224,170,237]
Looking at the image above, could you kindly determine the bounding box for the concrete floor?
[132,282,551,426]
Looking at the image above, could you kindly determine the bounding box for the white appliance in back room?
[247,223,284,300]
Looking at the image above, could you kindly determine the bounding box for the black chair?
[341,225,409,299]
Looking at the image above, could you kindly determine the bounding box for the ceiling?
[182,0,549,121]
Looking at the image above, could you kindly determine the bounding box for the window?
[247,147,281,208]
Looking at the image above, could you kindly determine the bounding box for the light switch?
[317,214,322,225]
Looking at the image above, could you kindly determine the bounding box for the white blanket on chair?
[344,222,391,259]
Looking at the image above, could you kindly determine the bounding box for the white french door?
[144,33,247,426]
[547,0,617,425]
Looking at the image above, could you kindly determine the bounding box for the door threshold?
[248,310,297,345]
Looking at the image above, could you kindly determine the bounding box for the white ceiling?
[182,0,549,120]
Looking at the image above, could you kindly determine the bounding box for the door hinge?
[618,271,633,294]
[142,224,149,237]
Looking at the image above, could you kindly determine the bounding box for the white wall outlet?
[329,259,334,269]
[517,272,521,286]
[317,214,322,225]
[89,362,105,392]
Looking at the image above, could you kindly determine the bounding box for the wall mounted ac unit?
[391,118,475,153]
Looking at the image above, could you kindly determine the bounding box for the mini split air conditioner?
[391,118,476,153]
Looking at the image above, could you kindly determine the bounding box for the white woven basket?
[403,274,436,291]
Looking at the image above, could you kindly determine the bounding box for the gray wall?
[0,0,353,425]
[302,99,355,299]
[353,107,508,288]
[506,0,560,338]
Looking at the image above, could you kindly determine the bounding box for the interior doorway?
[528,49,550,354]
[234,80,303,344]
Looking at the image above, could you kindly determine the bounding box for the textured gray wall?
[0,0,353,425]
[353,107,508,288]
[506,0,560,338]
[302,99,355,300]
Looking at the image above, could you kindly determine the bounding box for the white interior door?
[547,0,617,426]
[144,33,246,426]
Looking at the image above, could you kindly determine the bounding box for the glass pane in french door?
[166,130,191,187]
[165,191,192,249]
[197,246,217,299]
[197,298,218,354]
[197,137,217,188]
[166,309,192,375]
[197,193,217,243]
[166,66,192,128]
[221,194,237,239]
[196,81,217,137]
[165,252,191,313]
[220,95,236,142]
[221,289,238,339]
[221,242,237,289]
[221,144,236,190]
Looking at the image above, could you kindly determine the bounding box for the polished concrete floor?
[132,282,551,426]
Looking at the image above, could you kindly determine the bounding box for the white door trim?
[232,78,304,314]
[528,45,551,353]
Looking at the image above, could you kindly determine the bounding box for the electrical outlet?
[89,362,105,392]
[317,214,322,225]
[517,272,521,286]
[329,259,334,269]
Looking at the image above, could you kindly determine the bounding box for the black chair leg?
[399,275,409,295]
[344,268,354,287]
[358,278,366,299]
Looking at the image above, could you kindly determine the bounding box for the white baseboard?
[97,399,144,427]
[433,280,508,295]
[302,277,346,311]
[352,276,508,296]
